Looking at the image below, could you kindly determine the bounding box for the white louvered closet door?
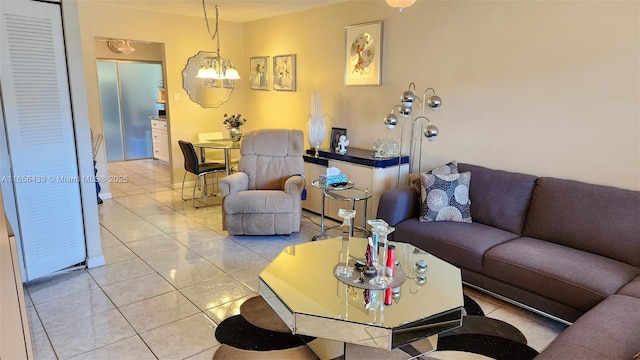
[1,0,86,281]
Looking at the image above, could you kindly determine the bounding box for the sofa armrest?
[376,187,420,226]
[219,172,249,196]
[283,175,304,197]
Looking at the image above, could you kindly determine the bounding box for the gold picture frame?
[345,21,382,86]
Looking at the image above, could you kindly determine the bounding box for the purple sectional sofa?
[377,163,640,359]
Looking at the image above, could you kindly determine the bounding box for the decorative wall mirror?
[182,51,233,108]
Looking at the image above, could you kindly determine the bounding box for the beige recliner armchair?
[219,129,305,235]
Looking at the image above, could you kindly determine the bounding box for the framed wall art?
[249,56,269,90]
[344,21,382,86]
[223,79,234,89]
[204,78,220,88]
[330,127,347,152]
[273,54,296,91]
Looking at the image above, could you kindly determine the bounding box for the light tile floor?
[25,159,567,359]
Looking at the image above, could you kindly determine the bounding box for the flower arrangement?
[223,113,246,129]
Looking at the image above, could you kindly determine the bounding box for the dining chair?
[178,140,226,208]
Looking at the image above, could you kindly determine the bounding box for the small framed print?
[249,56,269,90]
[204,78,220,88]
[345,21,383,86]
[330,127,347,152]
[273,54,296,91]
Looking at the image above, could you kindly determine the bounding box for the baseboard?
[99,192,112,200]
[86,255,105,268]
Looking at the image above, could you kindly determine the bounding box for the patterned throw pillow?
[419,171,472,223]
[408,161,459,194]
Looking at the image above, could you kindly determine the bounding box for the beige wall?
[77,0,639,191]
[76,2,246,188]
[244,0,639,190]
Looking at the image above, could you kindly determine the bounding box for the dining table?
[193,139,240,176]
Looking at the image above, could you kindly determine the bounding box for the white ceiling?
[88,0,349,23]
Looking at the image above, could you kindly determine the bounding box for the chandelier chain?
[201,0,221,56]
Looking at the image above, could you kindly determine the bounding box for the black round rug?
[214,294,539,359]
[214,313,315,351]
[437,333,539,359]
[464,293,485,316]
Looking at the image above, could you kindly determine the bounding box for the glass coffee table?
[259,237,464,359]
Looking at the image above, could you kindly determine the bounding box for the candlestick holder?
[369,220,395,288]
[335,208,356,278]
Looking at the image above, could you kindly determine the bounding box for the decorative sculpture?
[337,134,349,154]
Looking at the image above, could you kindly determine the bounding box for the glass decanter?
[335,208,356,278]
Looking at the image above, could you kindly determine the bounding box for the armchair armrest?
[219,172,249,196]
[376,187,420,226]
[283,175,304,197]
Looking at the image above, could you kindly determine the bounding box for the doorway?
[97,60,163,161]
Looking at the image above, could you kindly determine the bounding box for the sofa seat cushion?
[534,295,640,360]
[617,275,640,298]
[484,237,640,312]
[224,190,293,215]
[394,219,519,272]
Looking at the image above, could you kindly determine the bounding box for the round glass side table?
[310,180,371,240]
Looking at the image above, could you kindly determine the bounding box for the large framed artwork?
[249,56,269,90]
[273,54,296,91]
[344,21,382,86]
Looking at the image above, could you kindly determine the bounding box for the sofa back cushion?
[458,163,537,234]
[523,177,640,267]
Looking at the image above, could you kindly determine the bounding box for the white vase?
[308,91,326,157]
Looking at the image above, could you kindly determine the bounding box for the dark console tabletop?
[304,148,409,168]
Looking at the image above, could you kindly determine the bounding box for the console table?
[303,147,409,228]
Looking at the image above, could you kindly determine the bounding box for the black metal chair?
[178,140,226,208]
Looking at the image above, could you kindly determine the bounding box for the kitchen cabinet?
[151,117,169,163]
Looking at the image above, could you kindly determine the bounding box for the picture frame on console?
[330,127,347,152]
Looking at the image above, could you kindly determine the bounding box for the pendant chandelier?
[385,0,416,11]
[196,1,240,80]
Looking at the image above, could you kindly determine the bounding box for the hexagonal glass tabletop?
[259,237,464,352]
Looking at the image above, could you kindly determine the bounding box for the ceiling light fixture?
[196,1,240,80]
[107,39,135,54]
[385,0,416,12]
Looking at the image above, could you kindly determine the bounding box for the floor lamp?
[383,82,442,186]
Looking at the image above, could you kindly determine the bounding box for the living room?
[1,0,638,359]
